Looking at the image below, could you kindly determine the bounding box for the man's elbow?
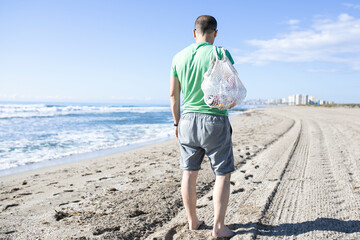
[170,89,179,99]
[169,92,177,99]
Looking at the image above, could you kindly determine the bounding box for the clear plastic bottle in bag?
[201,46,246,110]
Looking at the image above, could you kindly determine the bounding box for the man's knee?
[183,171,199,182]
[216,173,231,183]
[183,170,199,180]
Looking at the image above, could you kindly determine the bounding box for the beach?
[1,106,359,239]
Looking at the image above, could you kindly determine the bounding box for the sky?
[0,0,359,104]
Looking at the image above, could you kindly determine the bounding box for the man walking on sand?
[170,15,235,238]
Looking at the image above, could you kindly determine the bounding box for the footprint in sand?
[81,173,93,176]
[47,182,58,186]
[232,188,245,194]
[245,174,253,180]
[196,204,207,209]
[15,193,32,198]
[3,203,19,211]
[10,187,20,193]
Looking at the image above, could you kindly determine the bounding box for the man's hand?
[175,126,178,138]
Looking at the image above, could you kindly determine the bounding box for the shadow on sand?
[228,218,360,237]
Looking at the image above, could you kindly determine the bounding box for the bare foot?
[212,225,234,238]
[188,220,204,230]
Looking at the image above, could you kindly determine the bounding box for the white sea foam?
[0,122,173,172]
[0,103,174,175]
[0,104,171,119]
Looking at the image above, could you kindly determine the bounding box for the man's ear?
[214,30,218,38]
[193,30,196,38]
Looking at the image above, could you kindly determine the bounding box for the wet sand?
[1,106,359,239]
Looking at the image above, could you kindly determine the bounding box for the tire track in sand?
[324,123,360,197]
[255,119,360,240]
[147,108,360,240]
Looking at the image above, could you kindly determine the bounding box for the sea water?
[0,102,176,176]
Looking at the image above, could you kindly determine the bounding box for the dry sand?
[1,106,359,239]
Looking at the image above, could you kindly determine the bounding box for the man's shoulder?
[173,43,214,63]
[173,44,194,58]
[214,46,234,65]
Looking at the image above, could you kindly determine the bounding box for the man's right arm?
[170,75,181,138]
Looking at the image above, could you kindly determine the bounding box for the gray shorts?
[178,112,235,176]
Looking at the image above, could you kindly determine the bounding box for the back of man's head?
[194,15,217,36]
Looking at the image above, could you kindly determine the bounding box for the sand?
[1,106,359,239]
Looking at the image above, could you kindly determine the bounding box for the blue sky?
[0,0,359,104]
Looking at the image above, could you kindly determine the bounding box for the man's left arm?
[170,75,181,138]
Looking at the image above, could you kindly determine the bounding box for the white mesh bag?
[201,46,246,110]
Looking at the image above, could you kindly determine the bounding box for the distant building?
[308,96,317,105]
[301,94,308,105]
[288,95,295,105]
[286,94,332,106]
[267,99,276,105]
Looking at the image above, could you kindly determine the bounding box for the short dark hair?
[194,15,217,35]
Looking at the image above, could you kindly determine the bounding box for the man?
[170,15,235,238]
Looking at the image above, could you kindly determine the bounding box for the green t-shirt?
[171,42,235,116]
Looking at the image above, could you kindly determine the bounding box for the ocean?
[0,102,249,177]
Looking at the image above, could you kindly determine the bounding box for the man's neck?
[195,36,214,44]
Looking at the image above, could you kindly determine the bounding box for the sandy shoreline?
[0,136,176,178]
[1,106,360,239]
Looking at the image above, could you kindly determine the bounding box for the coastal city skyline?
[1,1,359,104]
[244,93,335,106]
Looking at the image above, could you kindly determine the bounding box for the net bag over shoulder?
[201,46,246,110]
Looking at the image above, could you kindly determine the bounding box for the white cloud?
[236,13,360,71]
[287,19,300,30]
[343,3,360,9]
[307,68,339,73]
[287,19,300,25]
